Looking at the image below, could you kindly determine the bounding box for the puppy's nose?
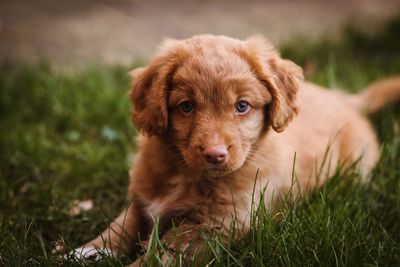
[202,146,228,164]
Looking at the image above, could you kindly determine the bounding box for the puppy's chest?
[142,175,238,221]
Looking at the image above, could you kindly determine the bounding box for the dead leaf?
[68,199,94,216]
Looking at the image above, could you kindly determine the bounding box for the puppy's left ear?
[241,36,303,132]
[129,39,187,135]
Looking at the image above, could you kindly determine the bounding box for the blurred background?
[2,0,400,68]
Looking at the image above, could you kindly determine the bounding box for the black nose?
[201,146,228,164]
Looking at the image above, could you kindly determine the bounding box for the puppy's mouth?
[183,158,239,177]
[202,164,240,177]
[180,147,246,177]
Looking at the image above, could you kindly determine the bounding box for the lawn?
[0,17,399,266]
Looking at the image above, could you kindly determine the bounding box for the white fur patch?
[146,199,165,217]
[65,246,113,261]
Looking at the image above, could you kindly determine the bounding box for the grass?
[1,15,400,266]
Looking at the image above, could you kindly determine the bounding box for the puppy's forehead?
[172,49,260,102]
[182,39,247,74]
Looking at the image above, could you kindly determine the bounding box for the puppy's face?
[167,55,270,175]
[130,35,302,176]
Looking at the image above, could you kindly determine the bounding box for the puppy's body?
[72,35,400,264]
[129,81,380,232]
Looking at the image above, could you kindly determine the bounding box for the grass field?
[1,17,399,266]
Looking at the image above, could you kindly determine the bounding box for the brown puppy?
[71,35,400,264]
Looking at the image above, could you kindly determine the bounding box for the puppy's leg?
[71,200,148,260]
[338,118,380,179]
[130,224,214,266]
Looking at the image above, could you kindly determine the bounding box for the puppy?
[71,35,400,265]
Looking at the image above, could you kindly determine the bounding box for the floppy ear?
[239,36,303,132]
[129,39,187,135]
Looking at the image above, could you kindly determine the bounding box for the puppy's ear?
[129,39,187,135]
[240,36,303,132]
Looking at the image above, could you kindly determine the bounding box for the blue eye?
[179,101,195,114]
[235,101,250,114]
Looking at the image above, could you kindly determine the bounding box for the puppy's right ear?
[129,39,187,135]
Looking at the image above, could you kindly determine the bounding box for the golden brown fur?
[72,35,400,265]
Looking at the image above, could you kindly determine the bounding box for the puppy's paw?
[65,246,113,261]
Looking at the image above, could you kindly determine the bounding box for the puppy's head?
[130,35,303,176]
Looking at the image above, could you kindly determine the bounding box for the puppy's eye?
[235,101,250,114]
[179,101,195,114]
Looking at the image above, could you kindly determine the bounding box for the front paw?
[65,246,113,261]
